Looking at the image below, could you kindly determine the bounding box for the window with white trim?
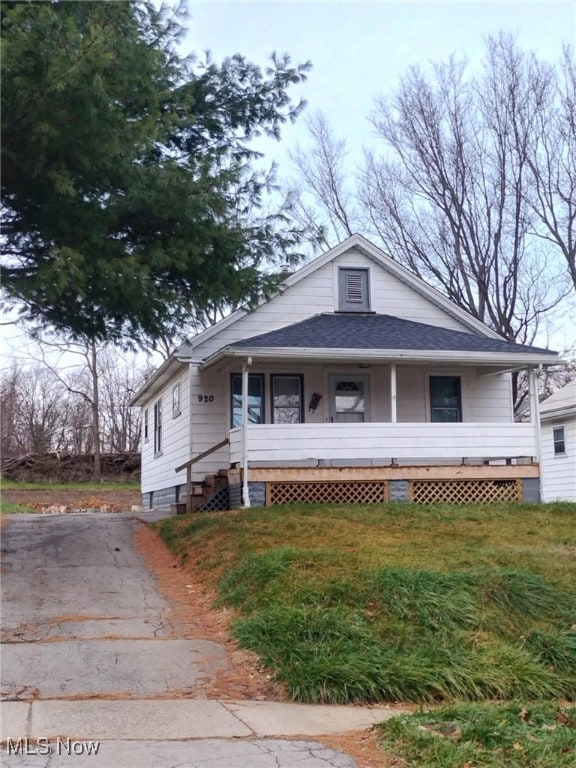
[172,383,181,418]
[429,376,462,422]
[153,399,162,455]
[271,374,304,423]
[143,408,149,442]
[553,426,566,455]
[338,268,370,311]
[231,373,265,427]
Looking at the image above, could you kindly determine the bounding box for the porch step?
[186,468,231,512]
[204,474,228,490]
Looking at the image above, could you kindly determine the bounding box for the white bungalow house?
[130,235,558,512]
[540,383,576,502]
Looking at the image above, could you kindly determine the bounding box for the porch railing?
[229,423,537,466]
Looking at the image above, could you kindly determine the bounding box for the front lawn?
[376,702,576,768]
[155,502,576,708]
[0,501,36,514]
[1,479,140,491]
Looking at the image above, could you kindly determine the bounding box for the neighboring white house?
[130,235,559,511]
[540,382,576,502]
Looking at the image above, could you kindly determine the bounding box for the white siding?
[230,422,537,465]
[392,367,512,423]
[188,361,515,480]
[466,370,514,421]
[189,364,230,480]
[541,417,576,501]
[140,367,190,494]
[189,362,328,480]
[396,368,427,422]
[191,249,473,361]
[332,252,470,329]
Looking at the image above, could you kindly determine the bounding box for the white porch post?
[241,358,251,508]
[529,365,545,501]
[390,363,397,423]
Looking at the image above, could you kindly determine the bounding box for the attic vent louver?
[346,273,363,303]
[338,268,370,311]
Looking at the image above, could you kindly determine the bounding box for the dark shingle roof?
[231,314,554,355]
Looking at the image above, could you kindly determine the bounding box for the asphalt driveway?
[1,513,228,700]
[0,513,372,767]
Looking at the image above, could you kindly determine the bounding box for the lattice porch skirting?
[266,478,523,506]
[268,480,388,506]
[410,478,522,504]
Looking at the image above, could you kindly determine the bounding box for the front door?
[329,376,370,423]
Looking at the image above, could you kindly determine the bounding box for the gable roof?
[199,313,557,369]
[178,234,502,358]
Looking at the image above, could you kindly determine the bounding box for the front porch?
[223,421,540,508]
[173,420,541,513]
[177,336,549,511]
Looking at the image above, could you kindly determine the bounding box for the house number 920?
[197,395,214,402]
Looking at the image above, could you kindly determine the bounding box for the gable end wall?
[190,250,474,361]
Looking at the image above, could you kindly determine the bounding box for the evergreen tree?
[1,0,311,342]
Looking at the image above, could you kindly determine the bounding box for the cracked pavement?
[1,514,362,767]
[0,738,355,767]
[1,514,228,700]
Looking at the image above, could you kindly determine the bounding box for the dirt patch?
[1,489,141,511]
[133,522,289,702]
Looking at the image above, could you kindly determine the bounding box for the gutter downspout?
[529,366,545,502]
[241,358,252,508]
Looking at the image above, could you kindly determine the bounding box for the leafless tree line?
[1,345,152,464]
[290,35,575,372]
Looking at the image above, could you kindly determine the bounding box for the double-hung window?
[553,426,566,455]
[429,376,462,422]
[231,374,264,427]
[153,399,162,455]
[271,375,304,423]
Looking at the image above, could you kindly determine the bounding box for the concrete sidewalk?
[1,698,401,741]
[1,699,405,768]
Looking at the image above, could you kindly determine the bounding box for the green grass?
[0,501,36,514]
[1,479,140,491]
[155,502,576,706]
[376,702,576,767]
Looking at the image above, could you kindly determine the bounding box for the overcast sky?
[185,0,575,168]
[181,0,576,350]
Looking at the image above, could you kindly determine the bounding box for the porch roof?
[199,313,557,369]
